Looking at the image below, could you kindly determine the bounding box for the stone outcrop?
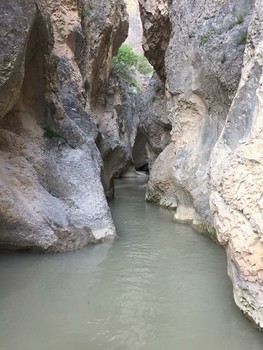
[0,0,129,251]
[139,0,263,329]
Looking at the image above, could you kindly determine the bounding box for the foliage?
[188,32,195,39]
[112,44,153,87]
[199,29,215,47]
[112,62,138,87]
[229,14,245,30]
[199,33,210,46]
[136,55,154,75]
[238,31,248,45]
[112,44,138,68]
[83,8,91,17]
[43,126,65,140]
[236,14,244,25]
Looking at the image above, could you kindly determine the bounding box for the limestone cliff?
[139,0,263,329]
[141,0,255,229]
[0,0,129,251]
[210,0,263,329]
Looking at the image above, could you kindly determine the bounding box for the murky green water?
[0,179,263,350]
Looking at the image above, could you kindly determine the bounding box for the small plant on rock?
[199,29,215,47]
[236,14,244,25]
[43,126,65,140]
[82,7,91,17]
[238,31,248,45]
[228,14,245,30]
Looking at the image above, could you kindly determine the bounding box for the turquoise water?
[0,179,263,350]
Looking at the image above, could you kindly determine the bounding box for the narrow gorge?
[0,0,263,344]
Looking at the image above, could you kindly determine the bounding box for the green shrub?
[112,44,153,87]
[136,55,154,74]
[112,44,138,67]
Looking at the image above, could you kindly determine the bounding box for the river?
[0,179,263,350]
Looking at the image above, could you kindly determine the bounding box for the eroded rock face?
[0,0,36,119]
[92,77,140,199]
[140,0,263,329]
[79,0,141,199]
[140,0,255,232]
[210,0,263,329]
[138,74,171,170]
[0,0,128,251]
[81,0,128,98]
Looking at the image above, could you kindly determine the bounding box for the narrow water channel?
[0,179,263,350]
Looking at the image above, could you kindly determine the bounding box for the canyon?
[0,0,263,332]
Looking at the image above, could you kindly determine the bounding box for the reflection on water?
[0,179,262,350]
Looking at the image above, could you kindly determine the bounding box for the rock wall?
[91,76,140,199]
[0,0,129,251]
[210,0,263,329]
[137,74,171,170]
[81,0,139,199]
[141,0,255,231]
[125,0,143,54]
[139,0,263,329]
[1,0,262,331]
